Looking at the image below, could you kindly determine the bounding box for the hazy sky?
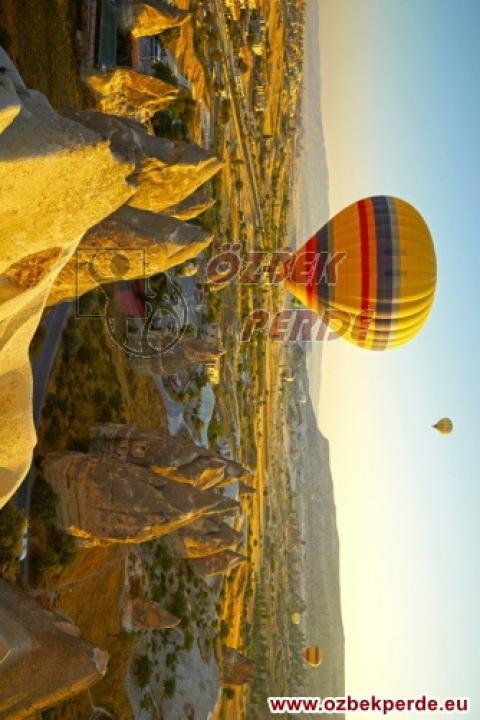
[310,0,480,715]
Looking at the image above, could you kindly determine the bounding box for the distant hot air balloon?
[433,418,453,435]
[291,612,302,625]
[302,645,324,668]
[286,197,437,350]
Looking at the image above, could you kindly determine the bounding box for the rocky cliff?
[164,187,215,221]
[90,423,250,489]
[221,646,254,687]
[82,68,178,122]
[44,451,240,546]
[47,207,213,306]
[118,0,190,38]
[0,49,134,508]
[0,579,108,719]
[164,517,243,558]
[60,109,223,213]
[188,550,246,578]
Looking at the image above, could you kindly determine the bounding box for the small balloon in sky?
[286,196,437,351]
[302,645,324,668]
[433,418,453,435]
[291,612,302,625]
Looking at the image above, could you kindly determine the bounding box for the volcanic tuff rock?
[124,597,180,631]
[221,646,254,686]
[164,186,215,221]
[188,550,246,578]
[0,579,108,719]
[44,452,239,545]
[0,76,21,135]
[82,68,178,122]
[0,50,134,509]
[165,517,244,558]
[118,0,190,38]
[47,207,213,305]
[128,135,223,213]
[160,335,225,374]
[90,423,251,489]
[62,108,223,212]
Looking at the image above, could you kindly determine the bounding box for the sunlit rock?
[83,67,178,123]
[118,0,190,38]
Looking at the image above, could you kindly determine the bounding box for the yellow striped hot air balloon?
[286,197,437,350]
[291,612,302,625]
[302,645,324,668]
[433,418,453,435]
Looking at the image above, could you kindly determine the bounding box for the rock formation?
[123,597,180,631]
[160,335,225,374]
[188,550,246,578]
[47,207,213,306]
[165,517,243,558]
[0,76,21,135]
[221,645,254,686]
[0,579,108,718]
[118,0,190,38]
[43,452,239,546]
[82,68,178,122]
[0,49,134,508]
[128,135,222,213]
[61,109,223,213]
[90,423,251,490]
[164,186,215,221]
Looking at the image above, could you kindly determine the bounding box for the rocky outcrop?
[0,47,26,90]
[0,578,108,718]
[161,335,225,374]
[0,50,134,508]
[0,76,21,135]
[62,109,223,213]
[188,550,246,578]
[90,424,251,490]
[128,135,222,213]
[47,207,213,306]
[119,0,190,38]
[165,517,243,558]
[164,186,215,221]
[124,597,180,631]
[82,68,178,123]
[221,645,254,686]
[44,452,239,546]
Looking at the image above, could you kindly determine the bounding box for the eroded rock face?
[0,76,21,135]
[160,335,225,374]
[47,207,212,306]
[164,186,215,221]
[83,68,178,122]
[43,452,239,545]
[124,597,180,631]
[62,108,223,213]
[0,50,134,508]
[90,424,251,490]
[119,0,190,38]
[128,134,223,213]
[221,645,254,687]
[0,579,108,718]
[188,550,246,578]
[165,517,243,558]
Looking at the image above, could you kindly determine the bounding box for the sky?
[305,0,480,715]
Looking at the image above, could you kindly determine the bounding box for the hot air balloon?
[291,612,302,625]
[286,197,437,350]
[302,645,324,668]
[433,418,453,435]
